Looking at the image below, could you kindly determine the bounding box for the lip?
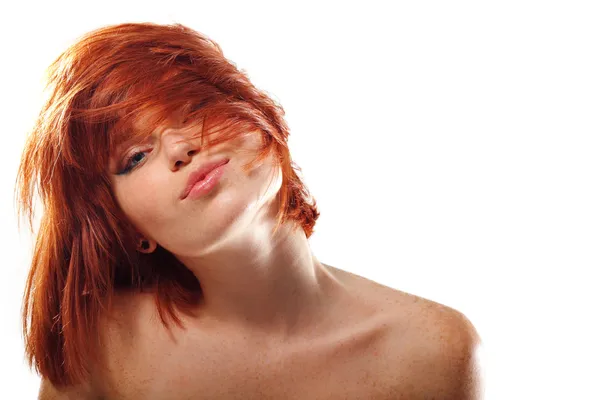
[180,158,230,200]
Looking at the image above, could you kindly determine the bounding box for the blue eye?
[118,151,147,175]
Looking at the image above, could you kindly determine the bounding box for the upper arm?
[407,305,485,399]
[38,378,97,400]
[453,313,485,400]
[434,309,486,400]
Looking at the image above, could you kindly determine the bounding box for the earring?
[140,240,150,250]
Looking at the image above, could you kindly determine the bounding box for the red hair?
[15,22,319,387]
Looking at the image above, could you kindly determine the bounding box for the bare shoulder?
[35,296,142,399]
[98,289,168,343]
[325,264,479,337]
[385,280,483,398]
[97,288,181,361]
[92,290,163,388]
[326,264,485,399]
[326,264,473,319]
[399,296,484,399]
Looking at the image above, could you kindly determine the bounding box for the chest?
[97,321,416,399]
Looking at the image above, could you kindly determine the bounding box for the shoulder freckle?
[427,305,479,357]
[398,300,482,397]
[430,307,483,397]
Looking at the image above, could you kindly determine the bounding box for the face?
[108,119,282,258]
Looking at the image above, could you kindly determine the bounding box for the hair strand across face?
[15,21,320,387]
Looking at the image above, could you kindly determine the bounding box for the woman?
[17,22,483,399]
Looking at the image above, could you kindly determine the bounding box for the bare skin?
[39,123,483,399]
[82,265,481,400]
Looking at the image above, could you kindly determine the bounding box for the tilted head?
[15,22,319,387]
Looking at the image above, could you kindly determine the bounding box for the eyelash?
[118,150,149,175]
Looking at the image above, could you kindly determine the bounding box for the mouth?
[180,158,230,200]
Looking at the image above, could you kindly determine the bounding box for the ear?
[137,238,157,254]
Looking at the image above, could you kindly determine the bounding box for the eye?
[118,150,148,175]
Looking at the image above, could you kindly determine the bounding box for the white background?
[1,1,599,399]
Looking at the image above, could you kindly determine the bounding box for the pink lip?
[180,158,230,200]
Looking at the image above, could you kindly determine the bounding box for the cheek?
[114,176,168,227]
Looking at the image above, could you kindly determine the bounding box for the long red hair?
[15,22,319,387]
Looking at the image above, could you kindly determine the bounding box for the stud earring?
[141,240,150,250]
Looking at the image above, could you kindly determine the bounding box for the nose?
[161,129,202,171]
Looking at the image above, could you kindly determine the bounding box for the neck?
[176,218,346,338]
